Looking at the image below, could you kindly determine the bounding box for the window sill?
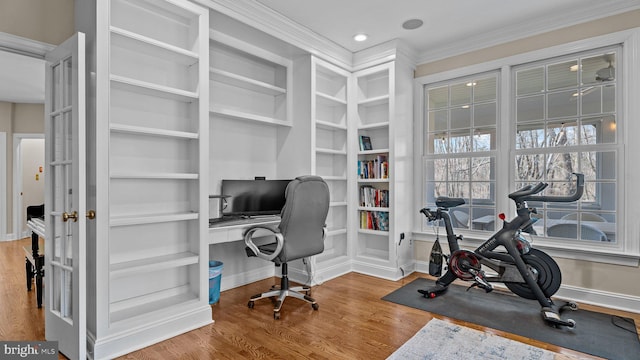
[411,230,640,267]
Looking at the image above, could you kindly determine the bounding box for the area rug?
[382,277,640,360]
[388,318,569,360]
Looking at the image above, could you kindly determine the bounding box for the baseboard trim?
[219,264,275,292]
[414,260,640,314]
[88,304,212,360]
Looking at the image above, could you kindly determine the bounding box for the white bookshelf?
[78,0,211,358]
[312,58,351,273]
[209,31,292,127]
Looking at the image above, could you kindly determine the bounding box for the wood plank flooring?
[1,237,638,359]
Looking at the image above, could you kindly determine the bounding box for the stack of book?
[360,186,389,208]
[360,211,389,231]
[358,155,388,179]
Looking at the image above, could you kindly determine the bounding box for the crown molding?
[416,0,640,64]
[352,39,417,71]
[195,0,354,69]
[0,32,55,59]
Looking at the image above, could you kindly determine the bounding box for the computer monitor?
[221,179,291,217]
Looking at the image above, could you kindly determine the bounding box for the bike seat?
[436,197,465,208]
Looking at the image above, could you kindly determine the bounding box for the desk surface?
[209,216,280,245]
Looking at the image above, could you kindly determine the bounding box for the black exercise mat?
[382,277,640,360]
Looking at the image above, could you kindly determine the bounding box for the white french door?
[44,32,86,360]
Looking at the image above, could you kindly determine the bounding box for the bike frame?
[423,173,585,308]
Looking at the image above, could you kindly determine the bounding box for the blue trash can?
[208,260,224,304]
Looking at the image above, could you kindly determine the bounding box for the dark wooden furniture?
[25,204,45,308]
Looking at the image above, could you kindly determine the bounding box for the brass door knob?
[62,211,78,222]
[86,210,96,220]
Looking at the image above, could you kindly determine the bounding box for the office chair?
[243,175,330,319]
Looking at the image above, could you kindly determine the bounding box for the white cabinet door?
[44,32,87,360]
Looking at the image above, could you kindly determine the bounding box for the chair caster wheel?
[312,303,319,311]
[274,311,280,320]
[248,301,254,309]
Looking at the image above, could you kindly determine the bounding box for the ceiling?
[2,0,639,104]
[255,0,640,58]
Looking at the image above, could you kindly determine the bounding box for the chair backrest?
[547,223,608,241]
[277,175,330,263]
[561,212,607,222]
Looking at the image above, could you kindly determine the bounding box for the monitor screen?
[221,179,291,216]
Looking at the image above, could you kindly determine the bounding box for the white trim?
[413,28,640,262]
[12,133,44,241]
[194,0,353,69]
[0,31,55,59]
[415,0,640,64]
[0,132,6,240]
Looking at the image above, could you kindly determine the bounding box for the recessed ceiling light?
[402,19,423,30]
[354,33,368,42]
[466,82,476,87]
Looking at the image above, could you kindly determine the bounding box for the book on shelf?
[360,210,389,231]
[359,185,389,208]
[359,135,372,151]
[357,155,388,179]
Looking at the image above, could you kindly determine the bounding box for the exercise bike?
[418,173,585,329]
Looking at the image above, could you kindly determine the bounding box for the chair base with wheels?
[247,263,318,319]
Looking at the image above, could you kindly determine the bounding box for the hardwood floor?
[2,237,638,359]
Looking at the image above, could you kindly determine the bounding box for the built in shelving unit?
[209,31,292,127]
[354,63,392,263]
[311,58,351,276]
[81,0,211,358]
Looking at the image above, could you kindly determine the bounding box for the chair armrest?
[243,226,283,262]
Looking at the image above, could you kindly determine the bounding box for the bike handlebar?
[508,173,584,204]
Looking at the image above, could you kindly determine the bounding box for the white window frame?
[413,28,640,266]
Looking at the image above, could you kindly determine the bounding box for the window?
[514,47,619,243]
[424,73,498,231]
[418,32,638,260]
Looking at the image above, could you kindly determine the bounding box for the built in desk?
[208,216,280,245]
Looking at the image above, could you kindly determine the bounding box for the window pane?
[582,53,615,86]
[516,67,544,96]
[427,132,448,154]
[448,158,469,181]
[515,154,545,181]
[516,95,544,122]
[581,116,616,145]
[581,86,602,115]
[450,130,471,153]
[548,60,578,90]
[516,123,545,149]
[447,182,469,199]
[546,152,578,181]
[548,90,577,118]
[428,109,448,131]
[547,120,578,147]
[580,151,616,180]
[473,127,495,151]
[603,85,615,113]
[451,82,472,106]
[472,157,495,181]
[430,159,447,182]
[474,102,496,127]
[471,182,494,204]
[451,106,471,129]
[474,77,496,102]
[428,86,449,109]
